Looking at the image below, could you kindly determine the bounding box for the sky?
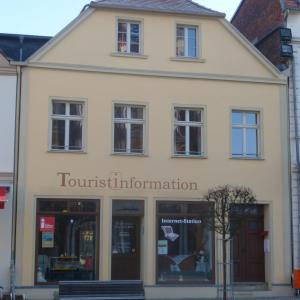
[0,0,241,37]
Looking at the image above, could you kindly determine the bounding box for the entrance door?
[111,216,140,280]
[232,206,265,282]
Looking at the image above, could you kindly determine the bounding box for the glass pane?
[70,103,83,116]
[39,200,68,213]
[157,203,213,283]
[189,110,201,122]
[130,24,139,53]
[158,203,182,214]
[131,107,143,119]
[113,200,144,215]
[69,200,97,212]
[118,33,127,43]
[177,27,184,37]
[246,113,257,125]
[37,214,97,283]
[189,126,202,155]
[232,128,243,156]
[175,126,186,154]
[131,124,143,153]
[232,112,243,125]
[118,42,127,53]
[114,123,127,152]
[52,120,65,150]
[130,43,139,53]
[69,120,82,150]
[246,128,258,156]
[114,105,127,119]
[175,109,186,121]
[53,102,66,115]
[176,36,184,57]
[130,23,139,35]
[118,22,127,33]
[187,28,197,57]
[112,218,137,255]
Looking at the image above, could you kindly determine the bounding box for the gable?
[28,7,284,83]
[0,53,9,68]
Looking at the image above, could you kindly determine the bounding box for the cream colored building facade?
[15,1,291,299]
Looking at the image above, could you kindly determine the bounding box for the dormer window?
[118,21,140,54]
[176,25,197,58]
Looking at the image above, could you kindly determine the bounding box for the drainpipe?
[10,64,22,300]
[291,56,300,271]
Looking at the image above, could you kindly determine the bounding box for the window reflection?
[157,202,213,283]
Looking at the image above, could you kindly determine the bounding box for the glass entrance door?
[111,216,140,280]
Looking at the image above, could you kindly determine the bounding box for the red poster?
[40,216,55,232]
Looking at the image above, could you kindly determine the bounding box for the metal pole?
[10,64,22,300]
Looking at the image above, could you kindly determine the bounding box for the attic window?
[117,20,140,54]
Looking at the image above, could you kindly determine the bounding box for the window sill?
[47,150,87,154]
[230,156,264,161]
[170,57,206,63]
[111,152,148,157]
[172,154,208,159]
[111,52,148,59]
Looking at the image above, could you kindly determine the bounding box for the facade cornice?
[21,61,287,85]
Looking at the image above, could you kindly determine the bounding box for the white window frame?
[117,20,141,54]
[113,103,146,155]
[49,99,86,152]
[176,25,198,58]
[231,110,261,159]
[173,107,205,157]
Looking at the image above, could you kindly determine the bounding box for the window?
[113,104,145,154]
[174,107,204,156]
[118,21,140,54]
[176,25,197,58]
[231,110,260,158]
[157,201,214,283]
[36,199,99,284]
[50,101,84,151]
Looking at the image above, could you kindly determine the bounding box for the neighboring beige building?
[14,0,291,299]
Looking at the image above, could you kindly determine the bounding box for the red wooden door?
[232,206,265,282]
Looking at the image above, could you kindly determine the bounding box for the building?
[14,0,291,299]
[0,34,50,295]
[231,0,300,284]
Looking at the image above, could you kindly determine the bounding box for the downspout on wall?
[10,64,22,300]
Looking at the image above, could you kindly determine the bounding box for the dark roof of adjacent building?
[285,0,300,10]
[0,33,51,61]
[90,0,225,17]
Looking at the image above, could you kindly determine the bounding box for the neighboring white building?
[287,9,300,274]
[0,51,16,293]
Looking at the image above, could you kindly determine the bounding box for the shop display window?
[157,201,214,283]
[35,199,99,284]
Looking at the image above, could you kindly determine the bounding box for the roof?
[0,33,51,61]
[285,0,300,10]
[90,0,225,17]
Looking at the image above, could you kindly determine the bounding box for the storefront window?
[157,202,214,283]
[36,199,99,284]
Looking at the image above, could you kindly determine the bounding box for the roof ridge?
[90,0,225,17]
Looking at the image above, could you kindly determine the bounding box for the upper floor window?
[231,110,260,158]
[174,107,204,156]
[50,101,84,151]
[176,25,197,58]
[118,21,140,54]
[113,104,145,154]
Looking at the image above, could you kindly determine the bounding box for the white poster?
[158,240,168,255]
